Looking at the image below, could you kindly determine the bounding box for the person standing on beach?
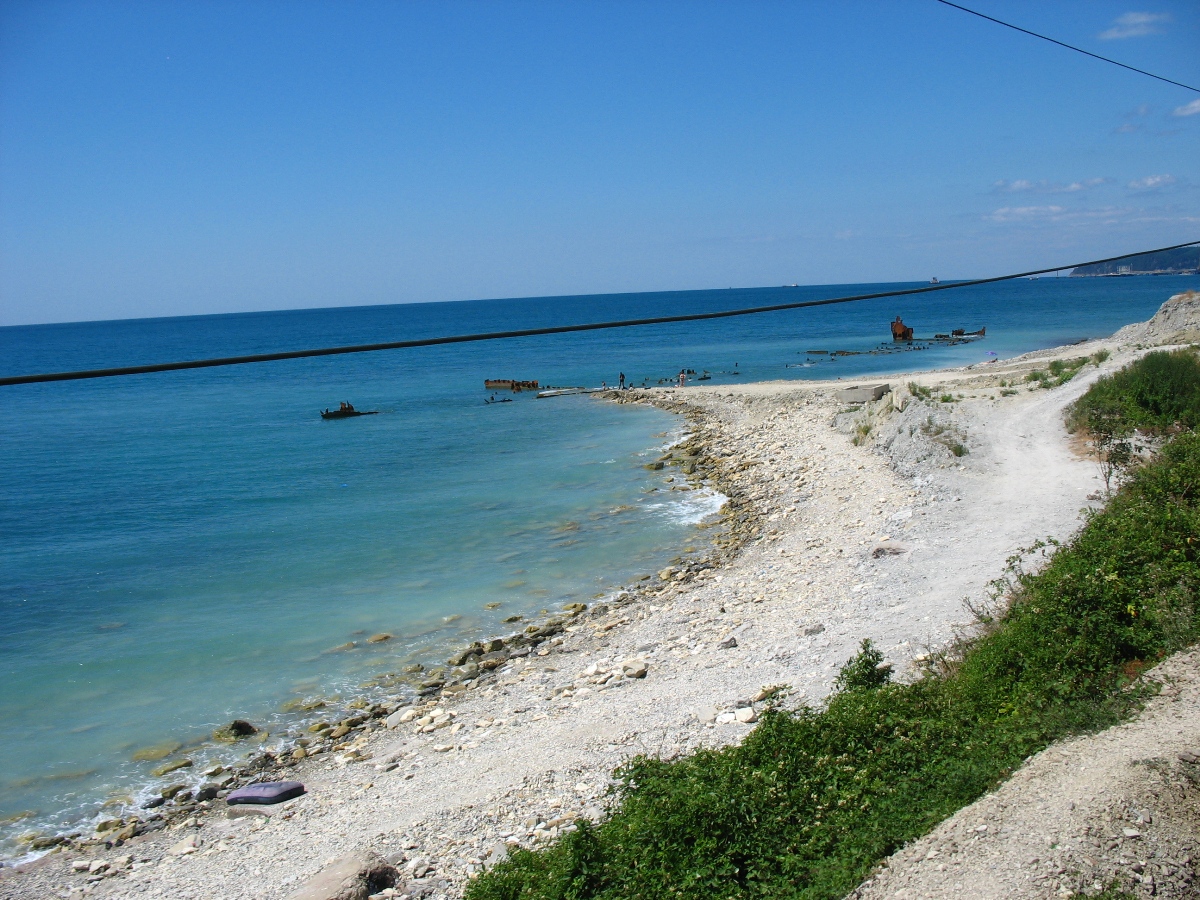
[678,369,686,388]
[619,372,625,390]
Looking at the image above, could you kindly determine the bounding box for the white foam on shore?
[647,486,727,525]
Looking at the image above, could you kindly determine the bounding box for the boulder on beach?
[287,849,398,900]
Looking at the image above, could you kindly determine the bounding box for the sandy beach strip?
[6,300,1194,900]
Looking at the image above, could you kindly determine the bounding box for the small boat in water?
[321,402,378,419]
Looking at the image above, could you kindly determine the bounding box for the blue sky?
[1,1,1198,325]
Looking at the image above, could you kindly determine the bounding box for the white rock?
[621,660,649,679]
[385,709,413,728]
[484,842,509,869]
[734,707,757,724]
[168,836,199,856]
[696,706,719,724]
[715,712,736,725]
[432,744,454,753]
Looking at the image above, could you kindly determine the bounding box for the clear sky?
[1,1,1198,325]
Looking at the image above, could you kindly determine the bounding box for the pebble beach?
[4,292,1200,900]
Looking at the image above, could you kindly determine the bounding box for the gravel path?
[3,298,1193,900]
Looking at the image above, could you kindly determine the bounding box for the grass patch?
[468,432,1200,900]
[850,423,873,446]
[920,417,969,458]
[908,382,932,400]
[1000,389,1018,397]
[1026,356,1091,390]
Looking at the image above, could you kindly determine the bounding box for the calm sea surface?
[1,275,1196,854]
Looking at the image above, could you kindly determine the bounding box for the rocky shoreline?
[6,295,1195,900]
[0,388,764,881]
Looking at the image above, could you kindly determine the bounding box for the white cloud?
[1127,174,1177,190]
[1173,99,1200,117]
[992,178,1111,194]
[1113,123,1140,134]
[1098,12,1171,40]
[987,205,1066,222]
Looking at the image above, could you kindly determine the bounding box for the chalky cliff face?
[1114,290,1200,346]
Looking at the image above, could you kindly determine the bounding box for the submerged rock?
[151,758,193,776]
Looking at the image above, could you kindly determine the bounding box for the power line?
[934,0,1200,94]
[2,240,1198,388]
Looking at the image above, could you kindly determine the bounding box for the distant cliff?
[1071,247,1199,276]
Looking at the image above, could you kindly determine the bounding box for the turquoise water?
[1,275,1196,852]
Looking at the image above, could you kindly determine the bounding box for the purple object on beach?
[225,781,306,806]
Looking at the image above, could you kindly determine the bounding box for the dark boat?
[321,403,379,419]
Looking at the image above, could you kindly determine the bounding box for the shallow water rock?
[366,633,392,644]
[132,742,183,762]
[213,719,258,742]
[151,758,193,776]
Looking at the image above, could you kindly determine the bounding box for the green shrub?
[1068,348,1200,436]
[832,639,893,692]
[907,382,932,400]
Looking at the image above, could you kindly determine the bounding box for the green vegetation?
[1072,885,1136,900]
[1025,356,1090,389]
[938,393,955,403]
[468,449,1199,900]
[850,423,873,447]
[1000,389,1018,397]
[907,382,932,400]
[1067,347,1200,436]
[1068,348,1200,494]
[919,417,968,458]
[468,354,1200,900]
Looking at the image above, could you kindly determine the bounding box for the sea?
[1,274,1196,856]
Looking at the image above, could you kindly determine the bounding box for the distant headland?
[1071,246,1199,277]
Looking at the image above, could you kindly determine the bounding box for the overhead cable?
[2,239,1198,388]
[934,0,1200,94]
